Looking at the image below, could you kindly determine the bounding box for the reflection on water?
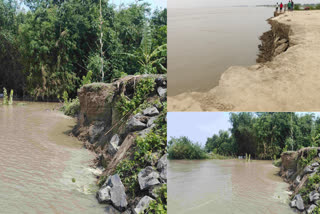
[168,159,293,214]
[168,7,274,96]
[0,102,104,213]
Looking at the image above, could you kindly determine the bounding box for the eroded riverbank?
[168,159,293,214]
[168,11,320,112]
[0,102,105,213]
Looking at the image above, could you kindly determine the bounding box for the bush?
[316,4,320,9]
[294,4,300,10]
[168,136,207,159]
[63,97,80,117]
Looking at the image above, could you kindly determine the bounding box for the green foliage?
[72,178,76,183]
[8,89,13,105]
[117,77,155,116]
[81,71,93,86]
[115,159,139,197]
[2,87,8,105]
[146,184,167,214]
[204,113,320,160]
[298,149,317,168]
[116,104,166,198]
[299,173,320,203]
[0,0,167,99]
[316,4,320,9]
[63,97,80,117]
[168,136,207,160]
[294,4,301,10]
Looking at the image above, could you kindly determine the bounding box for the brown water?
[168,7,274,96]
[168,159,293,214]
[0,102,105,213]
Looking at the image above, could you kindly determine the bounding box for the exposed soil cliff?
[168,11,320,112]
[72,74,167,213]
[280,148,320,213]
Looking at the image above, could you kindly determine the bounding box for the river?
[168,5,274,96]
[0,102,105,213]
[168,159,293,214]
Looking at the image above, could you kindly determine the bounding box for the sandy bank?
[168,11,320,112]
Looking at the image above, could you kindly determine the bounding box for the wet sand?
[168,11,320,112]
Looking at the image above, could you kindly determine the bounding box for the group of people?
[276,1,295,13]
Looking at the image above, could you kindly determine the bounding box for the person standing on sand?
[280,2,283,12]
[288,1,291,11]
[276,2,279,12]
[284,3,287,12]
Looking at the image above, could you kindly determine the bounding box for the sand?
[168,11,320,112]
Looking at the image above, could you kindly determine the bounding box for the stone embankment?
[72,74,167,213]
[280,148,320,213]
[169,11,320,112]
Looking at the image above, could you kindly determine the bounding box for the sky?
[168,112,320,147]
[167,112,231,146]
[112,0,166,9]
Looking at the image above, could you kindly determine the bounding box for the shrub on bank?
[63,97,80,117]
[168,136,207,159]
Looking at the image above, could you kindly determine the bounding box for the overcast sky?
[112,0,166,9]
[168,112,320,147]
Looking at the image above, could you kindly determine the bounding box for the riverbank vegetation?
[0,0,167,100]
[169,113,320,160]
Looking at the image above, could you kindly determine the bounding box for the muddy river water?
[168,159,293,214]
[0,102,105,213]
[168,6,274,96]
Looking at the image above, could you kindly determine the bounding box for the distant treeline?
[0,0,167,99]
[168,113,320,160]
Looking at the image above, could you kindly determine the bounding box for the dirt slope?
[168,11,320,112]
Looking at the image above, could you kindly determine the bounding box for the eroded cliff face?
[72,74,167,213]
[280,148,320,213]
[169,11,320,112]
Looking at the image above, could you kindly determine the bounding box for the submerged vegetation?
[0,0,167,100]
[169,113,320,160]
[2,88,13,105]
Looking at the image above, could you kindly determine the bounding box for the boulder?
[96,186,111,203]
[142,107,159,116]
[309,190,320,202]
[294,175,301,186]
[312,162,319,167]
[289,200,296,208]
[157,87,167,98]
[134,196,155,214]
[127,117,147,132]
[147,116,159,128]
[294,194,305,211]
[138,166,160,190]
[157,154,167,181]
[98,174,128,211]
[138,124,156,138]
[307,204,317,214]
[108,134,120,155]
[303,165,314,175]
[155,76,167,87]
[89,121,105,143]
[149,185,162,198]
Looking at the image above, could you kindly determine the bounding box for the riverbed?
[168,159,293,214]
[0,102,105,213]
